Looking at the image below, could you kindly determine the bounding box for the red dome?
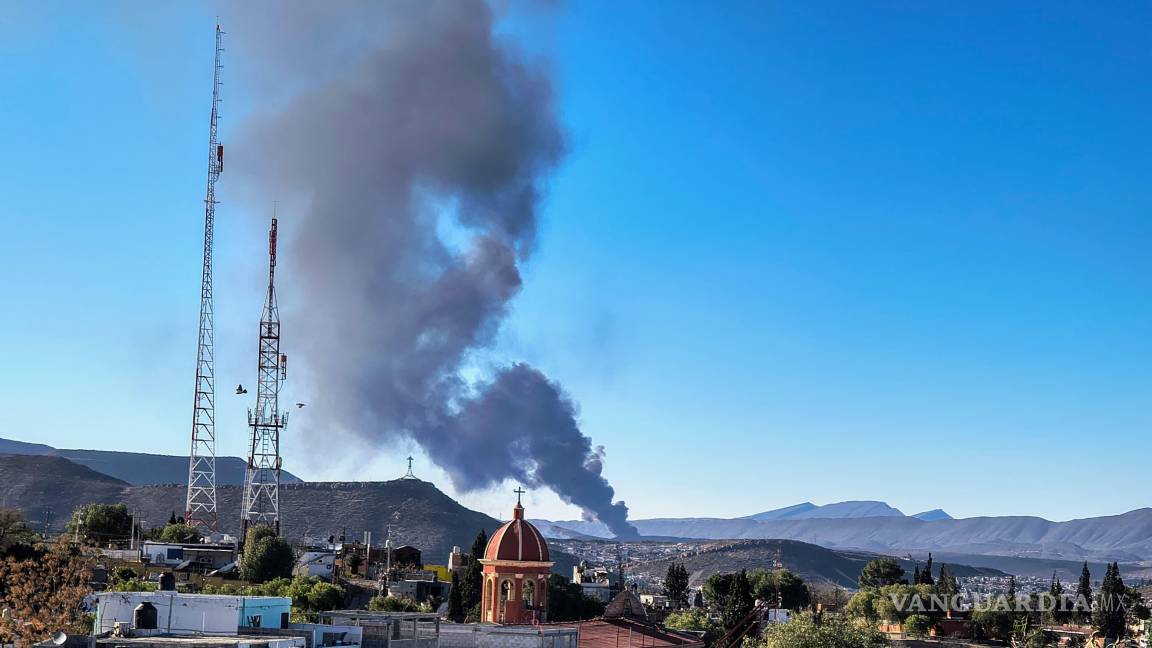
[484,502,550,562]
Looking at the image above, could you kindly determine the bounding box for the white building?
[93,592,292,635]
[295,550,337,580]
[141,541,234,572]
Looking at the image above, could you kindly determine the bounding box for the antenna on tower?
[186,22,225,534]
[240,215,288,541]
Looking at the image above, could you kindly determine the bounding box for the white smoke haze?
[224,0,637,536]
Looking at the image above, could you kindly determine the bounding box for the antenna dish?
[52,631,68,645]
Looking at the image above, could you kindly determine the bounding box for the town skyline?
[1,2,1150,525]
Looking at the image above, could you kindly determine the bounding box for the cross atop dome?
[512,487,526,519]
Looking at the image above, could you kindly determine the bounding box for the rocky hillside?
[0,455,130,521]
[122,479,500,561]
[0,453,499,562]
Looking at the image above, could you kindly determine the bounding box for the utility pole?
[41,508,53,539]
[240,217,288,542]
[186,22,225,535]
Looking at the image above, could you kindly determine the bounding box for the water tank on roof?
[159,573,176,591]
[133,602,157,631]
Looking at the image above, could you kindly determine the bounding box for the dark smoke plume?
[227,0,636,536]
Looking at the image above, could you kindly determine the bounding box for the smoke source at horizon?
[226,0,637,536]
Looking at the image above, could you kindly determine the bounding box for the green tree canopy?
[663,563,690,609]
[1075,562,1092,623]
[368,595,427,612]
[158,523,202,544]
[0,509,35,554]
[446,571,464,622]
[859,558,905,590]
[68,504,135,545]
[240,525,294,583]
[1093,562,1127,640]
[755,611,888,648]
[547,574,606,622]
[664,608,720,644]
[749,568,811,610]
[459,529,486,613]
[704,570,754,631]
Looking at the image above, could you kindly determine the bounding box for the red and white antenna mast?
[186,22,225,534]
[241,216,287,540]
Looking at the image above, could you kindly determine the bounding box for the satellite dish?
[52,631,68,645]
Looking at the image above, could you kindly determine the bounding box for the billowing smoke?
[226,0,636,536]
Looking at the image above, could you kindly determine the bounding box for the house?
[142,541,234,572]
[295,550,337,580]
[71,591,364,648]
[573,561,616,603]
[639,594,669,610]
[93,591,292,635]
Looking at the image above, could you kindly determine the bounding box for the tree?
[904,614,932,636]
[242,576,345,614]
[1074,562,1092,623]
[368,595,424,612]
[845,589,882,625]
[859,558,905,589]
[240,525,294,583]
[158,523,202,544]
[547,574,605,622]
[1045,571,1065,624]
[1093,562,1127,640]
[704,569,754,631]
[756,611,888,648]
[936,565,958,600]
[446,571,464,622]
[0,540,92,647]
[67,504,134,546]
[346,552,363,575]
[663,563,690,609]
[459,529,486,612]
[971,608,1014,641]
[0,509,35,555]
[664,608,720,644]
[920,554,934,586]
[304,581,344,612]
[749,569,811,610]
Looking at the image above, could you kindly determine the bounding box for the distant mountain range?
[540,501,1152,563]
[743,501,907,521]
[0,436,302,486]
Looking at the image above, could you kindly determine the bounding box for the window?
[500,579,511,602]
[524,580,535,607]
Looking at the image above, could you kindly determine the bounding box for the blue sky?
[1,2,1150,524]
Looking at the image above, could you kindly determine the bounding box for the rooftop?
[92,635,303,648]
